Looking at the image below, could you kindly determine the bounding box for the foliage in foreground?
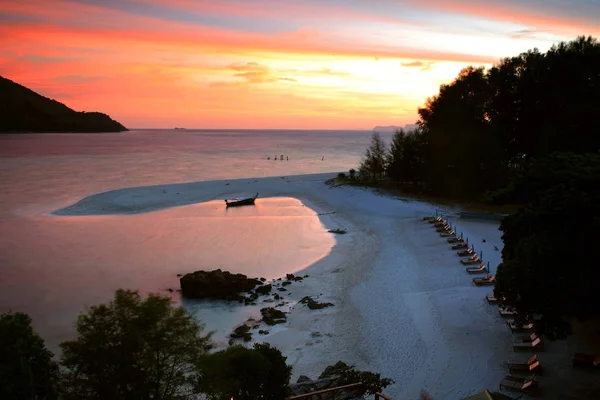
[318,361,395,397]
[197,343,292,400]
[1,289,396,399]
[0,311,59,400]
[494,152,600,338]
[60,289,213,400]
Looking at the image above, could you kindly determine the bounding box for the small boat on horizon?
[225,193,259,208]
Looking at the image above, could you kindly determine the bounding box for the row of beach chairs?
[481,240,542,396]
[423,216,494,283]
[424,215,539,396]
[426,215,600,397]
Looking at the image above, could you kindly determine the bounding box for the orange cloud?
[401,61,436,71]
[1,0,597,129]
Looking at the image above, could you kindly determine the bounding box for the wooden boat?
[225,193,258,207]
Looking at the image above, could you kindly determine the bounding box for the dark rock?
[277,287,287,292]
[282,281,292,287]
[274,294,281,300]
[255,284,272,295]
[260,307,287,325]
[283,273,303,282]
[176,274,182,277]
[179,269,260,300]
[297,375,312,383]
[300,296,334,310]
[167,288,173,292]
[260,277,266,281]
[230,324,252,342]
[258,329,269,335]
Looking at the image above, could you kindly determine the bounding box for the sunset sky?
[1,0,598,129]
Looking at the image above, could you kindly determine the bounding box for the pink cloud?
[411,0,600,37]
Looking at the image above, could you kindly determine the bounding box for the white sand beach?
[55,172,600,399]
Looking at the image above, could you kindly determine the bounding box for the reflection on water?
[0,130,372,352]
[0,196,333,352]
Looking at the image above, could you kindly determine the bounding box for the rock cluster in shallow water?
[179,269,260,300]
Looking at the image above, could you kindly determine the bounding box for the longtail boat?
[225,193,259,208]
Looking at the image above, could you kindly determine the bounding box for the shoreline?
[52,172,377,381]
[49,172,498,396]
[48,172,600,399]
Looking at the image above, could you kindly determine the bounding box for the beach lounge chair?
[452,242,468,250]
[507,321,535,332]
[486,295,502,304]
[499,374,538,394]
[508,354,541,374]
[461,255,481,265]
[457,247,474,257]
[467,263,487,274]
[434,221,448,228]
[440,230,455,237]
[473,275,495,286]
[436,226,452,233]
[435,222,451,230]
[447,236,462,243]
[572,352,600,368]
[498,306,517,317]
[427,217,443,223]
[513,336,543,351]
[517,333,539,343]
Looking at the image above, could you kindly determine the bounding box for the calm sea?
[0,129,394,350]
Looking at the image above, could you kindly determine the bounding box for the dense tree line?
[493,152,600,339]
[1,290,392,399]
[359,36,600,198]
[356,36,600,337]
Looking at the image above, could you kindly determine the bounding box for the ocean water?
[0,129,393,350]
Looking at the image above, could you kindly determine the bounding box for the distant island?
[0,75,128,133]
[373,124,418,133]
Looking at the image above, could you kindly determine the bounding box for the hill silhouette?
[0,75,127,133]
